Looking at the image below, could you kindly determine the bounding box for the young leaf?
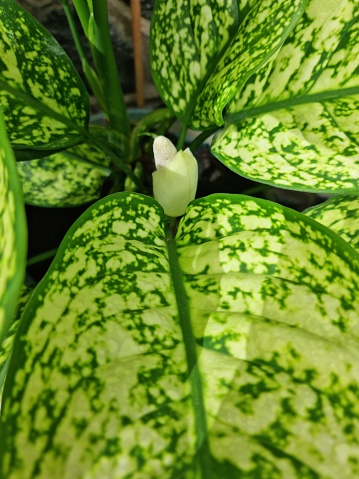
[304,194,359,252]
[0,0,89,150]
[151,0,307,129]
[152,136,198,217]
[1,192,359,478]
[0,112,27,343]
[17,141,112,207]
[212,0,359,192]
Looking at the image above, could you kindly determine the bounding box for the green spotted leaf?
[0,0,89,150]
[150,0,307,130]
[212,0,359,192]
[1,192,359,478]
[0,112,27,344]
[0,284,33,406]
[304,194,359,253]
[17,141,112,207]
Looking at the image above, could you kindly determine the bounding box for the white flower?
[152,136,198,217]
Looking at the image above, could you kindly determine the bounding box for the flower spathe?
[152,136,198,217]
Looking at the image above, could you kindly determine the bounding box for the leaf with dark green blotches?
[150,0,307,129]
[212,0,359,192]
[0,284,33,405]
[14,147,67,162]
[304,194,359,253]
[0,0,89,150]
[17,141,112,207]
[1,192,359,478]
[0,112,27,343]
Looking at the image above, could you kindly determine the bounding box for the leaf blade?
[212,0,359,191]
[191,0,308,128]
[151,0,307,130]
[1,193,359,478]
[0,112,27,343]
[17,141,112,207]
[0,284,34,406]
[0,0,89,149]
[304,194,359,252]
[150,0,240,126]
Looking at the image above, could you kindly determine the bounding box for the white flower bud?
[152,136,198,217]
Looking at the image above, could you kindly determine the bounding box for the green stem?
[129,108,175,163]
[189,128,219,152]
[165,219,213,478]
[176,122,188,151]
[27,248,58,266]
[92,2,131,138]
[70,0,90,34]
[62,0,87,60]
[88,134,142,188]
[62,0,107,113]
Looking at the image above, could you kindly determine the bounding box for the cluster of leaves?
[0,0,358,477]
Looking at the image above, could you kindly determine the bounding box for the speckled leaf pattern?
[0,193,197,479]
[191,0,307,128]
[151,0,239,125]
[0,113,27,344]
[1,192,359,478]
[0,0,89,150]
[0,284,33,405]
[304,194,359,253]
[151,0,306,129]
[17,141,112,207]
[176,195,359,477]
[212,0,359,192]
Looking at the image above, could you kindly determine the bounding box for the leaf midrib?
[225,86,359,123]
[166,221,212,478]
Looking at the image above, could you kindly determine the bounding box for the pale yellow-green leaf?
[0,112,27,342]
[212,0,359,192]
[151,0,307,129]
[1,193,359,478]
[0,0,89,149]
[17,141,111,207]
[304,194,359,252]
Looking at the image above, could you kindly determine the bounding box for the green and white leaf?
[0,0,89,150]
[0,284,34,405]
[1,192,359,478]
[17,140,112,207]
[212,0,359,192]
[151,0,306,130]
[304,194,359,252]
[0,112,27,343]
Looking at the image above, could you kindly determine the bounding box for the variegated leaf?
[150,0,306,130]
[1,192,359,478]
[17,141,112,207]
[0,112,27,343]
[212,0,359,192]
[304,194,359,252]
[0,0,89,150]
[0,284,33,406]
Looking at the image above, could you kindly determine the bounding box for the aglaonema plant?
[0,0,359,477]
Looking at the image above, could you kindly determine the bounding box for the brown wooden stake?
[131,0,145,107]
